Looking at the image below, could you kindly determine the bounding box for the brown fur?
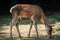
[10,4,52,38]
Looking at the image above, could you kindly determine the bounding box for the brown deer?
[9,4,52,38]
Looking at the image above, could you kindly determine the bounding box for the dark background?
[0,0,60,17]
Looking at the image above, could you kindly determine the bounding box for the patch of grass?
[0,18,30,25]
[0,18,11,25]
[20,20,30,25]
[0,15,60,25]
[1,36,60,40]
[0,18,11,22]
[47,16,60,21]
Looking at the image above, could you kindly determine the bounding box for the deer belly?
[20,12,32,18]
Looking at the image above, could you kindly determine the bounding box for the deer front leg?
[10,19,17,38]
[33,19,39,37]
[28,20,33,37]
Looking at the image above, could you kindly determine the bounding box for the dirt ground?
[0,22,60,39]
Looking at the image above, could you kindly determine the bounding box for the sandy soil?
[0,22,60,39]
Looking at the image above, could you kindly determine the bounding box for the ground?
[0,22,60,40]
[0,17,60,40]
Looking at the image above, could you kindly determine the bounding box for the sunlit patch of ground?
[0,22,60,40]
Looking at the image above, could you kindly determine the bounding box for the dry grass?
[0,22,60,40]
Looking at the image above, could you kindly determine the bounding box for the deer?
[9,4,52,38]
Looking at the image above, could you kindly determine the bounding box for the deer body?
[10,4,52,38]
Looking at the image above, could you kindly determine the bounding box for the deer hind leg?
[10,17,21,38]
[9,13,19,38]
[10,18,17,38]
[28,20,33,37]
